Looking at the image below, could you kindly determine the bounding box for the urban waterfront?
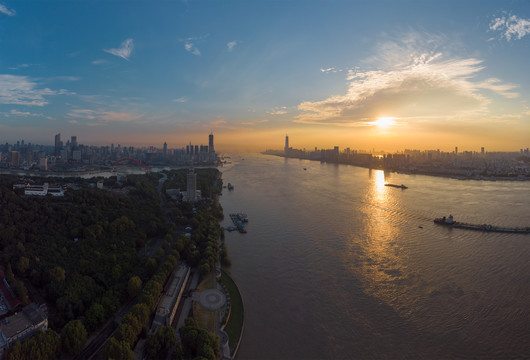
[220,153,530,359]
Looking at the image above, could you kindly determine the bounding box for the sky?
[0,0,529,152]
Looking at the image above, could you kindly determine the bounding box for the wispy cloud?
[268,106,288,115]
[0,74,69,106]
[8,64,29,70]
[50,76,81,82]
[92,59,107,65]
[227,41,237,52]
[297,33,518,126]
[0,4,15,16]
[241,119,269,126]
[184,41,200,55]
[104,38,134,61]
[173,97,188,103]
[320,67,336,73]
[67,109,141,125]
[490,14,530,41]
[9,109,49,118]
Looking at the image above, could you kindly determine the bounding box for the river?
[219,153,530,359]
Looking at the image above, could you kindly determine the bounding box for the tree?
[146,326,176,359]
[85,302,106,331]
[127,276,142,298]
[61,320,87,355]
[11,281,29,306]
[104,337,133,360]
[49,266,66,282]
[15,256,30,276]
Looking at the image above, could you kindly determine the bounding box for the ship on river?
[434,215,530,234]
[229,213,248,233]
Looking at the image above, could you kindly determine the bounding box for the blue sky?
[0,0,529,151]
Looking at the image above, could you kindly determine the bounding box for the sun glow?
[375,117,396,128]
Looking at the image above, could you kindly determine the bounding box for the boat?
[229,213,248,233]
[226,225,236,232]
[384,183,408,189]
[433,215,530,234]
[227,183,234,190]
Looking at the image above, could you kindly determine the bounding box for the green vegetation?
[0,173,166,332]
[220,270,244,353]
[0,168,231,359]
[173,318,219,360]
[145,326,176,360]
[3,329,61,360]
[61,319,87,355]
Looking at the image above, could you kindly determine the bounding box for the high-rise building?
[209,133,214,153]
[481,147,485,155]
[54,133,61,156]
[71,136,78,149]
[39,158,47,171]
[455,146,458,155]
[285,135,289,153]
[10,151,20,167]
[163,142,168,157]
[186,168,197,202]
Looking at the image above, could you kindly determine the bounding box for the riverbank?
[263,152,530,182]
[220,269,244,358]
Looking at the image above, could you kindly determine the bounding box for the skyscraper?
[71,136,78,149]
[209,133,214,153]
[54,133,61,156]
[285,135,289,153]
[163,142,167,157]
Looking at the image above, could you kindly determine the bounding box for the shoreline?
[262,152,530,182]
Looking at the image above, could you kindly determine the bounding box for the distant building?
[72,150,81,161]
[285,135,289,153]
[9,151,20,168]
[24,183,65,197]
[54,133,61,156]
[0,303,48,357]
[209,133,214,153]
[71,136,77,149]
[39,158,47,171]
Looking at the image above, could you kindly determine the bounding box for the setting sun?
[375,117,396,128]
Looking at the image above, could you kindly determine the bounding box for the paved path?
[197,289,226,311]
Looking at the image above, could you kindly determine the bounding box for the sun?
[374,117,396,128]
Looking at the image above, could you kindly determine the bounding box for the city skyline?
[0,1,529,151]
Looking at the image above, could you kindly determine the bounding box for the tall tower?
[163,142,168,157]
[186,168,197,202]
[54,133,61,156]
[208,133,214,153]
[284,135,289,153]
[71,136,78,149]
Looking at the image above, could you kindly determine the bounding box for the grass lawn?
[220,270,244,354]
[194,273,218,332]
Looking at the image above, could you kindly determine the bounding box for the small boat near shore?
[384,183,408,189]
[434,215,530,234]
[229,213,248,233]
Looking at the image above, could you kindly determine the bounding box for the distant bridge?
[111,158,149,171]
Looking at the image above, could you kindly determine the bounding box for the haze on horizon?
[0,1,529,153]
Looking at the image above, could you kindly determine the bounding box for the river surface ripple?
[219,153,530,360]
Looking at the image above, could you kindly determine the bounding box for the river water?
[219,153,530,359]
